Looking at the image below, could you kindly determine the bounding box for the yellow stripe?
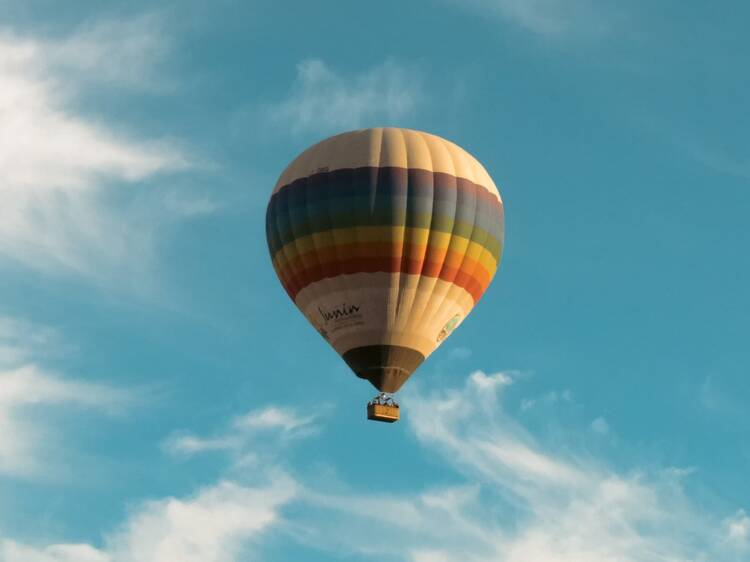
[272,230,499,274]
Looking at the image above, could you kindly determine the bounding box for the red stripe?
[278,257,491,303]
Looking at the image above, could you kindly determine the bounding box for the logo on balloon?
[315,302,365,338]
[437,314,461,343]
[318,303,361,323]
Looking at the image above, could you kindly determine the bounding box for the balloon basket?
[367,393,400,423]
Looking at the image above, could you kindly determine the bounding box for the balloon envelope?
[266,128,504,393]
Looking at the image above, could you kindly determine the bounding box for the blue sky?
[1,1,749,560]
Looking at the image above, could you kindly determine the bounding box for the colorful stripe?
[266,166,504,303]
[267,167,501,254]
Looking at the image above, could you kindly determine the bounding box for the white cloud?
[447,346,472,360]
[5,374,748,562]
[43,16,173,90]
[0,316,130,477]
[107,478,295,562]
[162,190,219,218]
[233,406,316,433]
[271,59,422,135]
[0,364,125,409]
[0,364,129,477]
[725,510,750,548]
[0,20,191,282]
[446,0,613,38]
[520,397,536,411]
[591,416,610,435]
[0,316,62,366]
[164,434,240,455]
[1,541,111,562]
[295,373,748,561]
[408,373,584,489]
[2,403,304,561]
[468,369,513,391]
[698,375,743,420]
[2,477,296,562]
[520,388,573,412]
[165,406,319,456]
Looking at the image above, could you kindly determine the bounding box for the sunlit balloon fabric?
[266,128,504,393]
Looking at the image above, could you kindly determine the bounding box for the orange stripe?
[276,244,493,282]
[279,256,492,303]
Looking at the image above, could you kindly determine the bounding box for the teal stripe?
[266,166,503,262]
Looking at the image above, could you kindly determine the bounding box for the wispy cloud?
[165,405,320,456]
[271,59,423,135]
[446,346,472,360]
[2,476,296,562]
[161,189,220,218]
[467,369,513,391]
[234,406,317,433]
[1,542,110,562]
[0,19,196,283]
[590,416,610,435]
[519,388,573,412]
[724,510,750,550]
[0,316,62,366]
[699,375,744,419]
[2,402,311,560]
[42,16,174,90]
[6,373,748,561]
[0,316,130,477]
[107,477,296,562]
[444,0,614,39]
[687,141,750,181]
[0,365,130,477]
[298,372,749,561]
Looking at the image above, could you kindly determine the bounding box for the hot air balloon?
[265,128,504,422]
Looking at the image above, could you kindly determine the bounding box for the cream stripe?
[273,128,501,202]
[293,273,475,357]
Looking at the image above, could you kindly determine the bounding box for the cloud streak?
[0,19,190,283]
[298,372,749,561]
[165,406,320,456]
[2,476,296,562]
[107,477,296,562]
[0,316,130,477]
[271,59,423,135]
[5,372,748,561]
[444,0,614,39]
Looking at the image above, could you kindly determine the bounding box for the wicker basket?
[367,403,400,423]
